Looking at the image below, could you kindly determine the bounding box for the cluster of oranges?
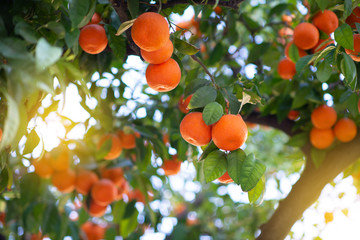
[310,105,358,149]
[131,12,181,92]
[79,13,108,54]
[344,7,360,62]
[277,9,338,80]
[180,112,248,151]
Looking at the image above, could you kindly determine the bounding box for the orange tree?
[0,0,360,239]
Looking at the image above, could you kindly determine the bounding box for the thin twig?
[190,55,219,89]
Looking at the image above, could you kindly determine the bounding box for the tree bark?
[257,134,360,240]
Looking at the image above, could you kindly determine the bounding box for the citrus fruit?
[180,112,212,146]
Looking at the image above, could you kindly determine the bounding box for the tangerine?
[162,155,182,176]
[79,24,108,54]
[141,39,173,64]
[345,34,360,62]
[334,118,358,143]
[310,127,335,149]
[88,200,108,217]
[180,112,212,146]
[52,169,76,193]
[91,179,117,206]
[217,171,234,184]
[75,169,99,195]
[287,110,300,120]
[117,130,137,149]
[311,105,337,129]
[178,94,193,114]
[277,58,296,79]
[33,153,53,179]
[97,134,122,160]
[101,167,124,186]
[293,22,319,50]
[312,10,338,34]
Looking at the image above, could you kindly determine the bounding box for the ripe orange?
[214,6,222,15]
[246,122,257,129]
[0,128,2,142]
[52,169,76,193]
[97,134,122,160]
[277,58,296,80]
[345,34,360,62]
[90,13,101,24]
[178,94,193,114]
[141,39,173,64]
[293,23,319,50]
[33,154,53,179]
[128,189,146,203]
[212,114,248,151]
[162,155,182,176]
[117,130,138,149]
[285,41,307,61]
[163,133,170,146]
[75,169,99,195]
[324,212,334,224]
[312,10,338,34]
[91,179,117,206]
[310,127,334,149]
[81,221,106,240]
[217,171,234,184]
[175,21,192,35]
[101,167,124,186]
[278,27,293,38]
[281,14,293,24]
[145,58,181,92]
[334,118,358,142]
[312,38,334,53]
[49,148,69,172]
[131,12,170,52]
[88,200,108,218]
[79,24,108,54]
[346,7,360,28]
[311,105,337,129]
[180,112,212,146]
[287,110,300,120]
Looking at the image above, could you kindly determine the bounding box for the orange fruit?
[287,110,300,120]
[293,22,319,50]
[285,41,307,61]
[145,58,181,92]
[33,154,53,179]
[163,133,170,146]
[176,21,191,31]
[97,134,122,160]
[162,155,182,176]
[312,10,338,34]
[0,128,2,142]
[186,216,199,226]
[334,118,357,143]
[128,189,146,203]
[0,212,5,225]
[277,58,296,79]
[117,130,138,149]
[75,169,99,195]
[217,171,233,184]
[278,27,293,38]
[88,200,108,218]
[200,43,206,53]
[81,222,106,240]
[79,24,108,54]
[346,7,360,28]
[141,39,173,64]
[212,114,248,151]
[91,179,117,206]
[345,34,360,62]
[311,105,337,129]
[178,94,193,114]
[90,13,101,24]
[52,169,76,193]
[131,12,169,52]
[281,14,293,24]
[246,122,257,129]
[180,112,212,146]
[214,6,222,15]
[310,127,335,149]
[312,38,334,53]
[101,167,124,186]
[324,212,334,224]
[49,148,69,171]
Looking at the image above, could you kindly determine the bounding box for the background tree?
[0,0,360,239]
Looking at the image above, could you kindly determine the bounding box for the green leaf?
[41,203,61,236]
[69,0,90,28]
[105,227,117,240]
[0,37,31,59]
[95,138,112,160]
[106,25,126,59]
[23,129,40,155]
[0,93,20,150]
[20,173,41,204]
[0,17,7,37]
[343,0,352,20]
[248,175,265,205]
[291,87,311,109]
[334,24,353,50]
[115,19,136,36]
[123,201,137,219]
[311,147,326,168]
[65,29,80,49]
[288,43,300,63]
[127,0,139,18]
[46,21,65,39]
[239,153,266,192]
[315,0,328,10]
[227,149,247,185]
[203,150,227,183]
[202,102,223,125]
[316,60,332,82]
[208,43,224,65]
[0,167,9,192]
[188,86,217,109]
[120,209,139,238]
[341,53,357,91]
[248,43,270,63]
[313,46,335,66]
[174,37,199,55]
[36,38,62,70]
[286,132,309,147]
[296,55,313,73]
[14,21,38,43]
[199,141,218,161]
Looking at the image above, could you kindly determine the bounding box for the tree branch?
[160,0,244,9]
[256,134,360,240]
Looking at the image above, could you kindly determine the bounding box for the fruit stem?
[190,55,220,89]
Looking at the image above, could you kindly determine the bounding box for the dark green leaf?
[343,0,352,20]
[208,43,224,65]
[296,55,313,73]
[20,173,41,204]
[127,0,139,18]
[0,167,8,192]
[123,201,137,219]
[316,60,332,82]
[341,53,357,90]
[227,149,246,185]
[65,29,80,49]
[120,209,139,238]
[188,86,217,109]
[334,24,353,50]
[69,0,90,28]
[248,43,270,63]
[239,153,266,192]
[291,87,311,109]
[0,37,31,59]
[199,141,218,161]
[23,129,40,155]
[106,25,126,59]
[202,102,223,125]
[288,43,300,63]
[203,150,227,183]
[174,37,199,55]
[315,0,328,10]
